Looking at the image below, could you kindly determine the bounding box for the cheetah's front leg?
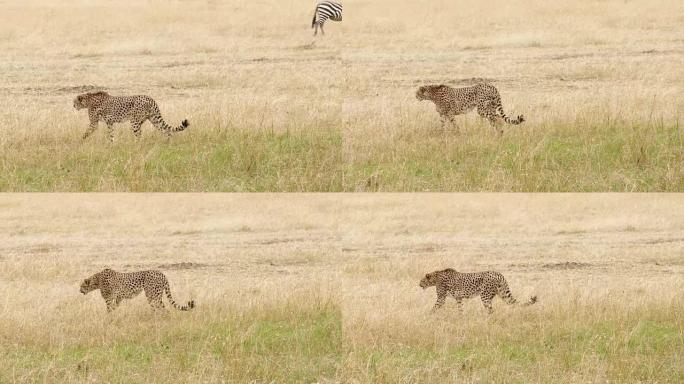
[447,115,459,132]
[82,122,99,140]
[432,287,447,312]
[83,110,101,140]
[452,295,463,311]
[106,123,114,142]
[439,115,454,133]
[105,297,119,312]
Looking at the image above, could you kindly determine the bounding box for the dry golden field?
[1,194,683,383]
[1,0,683,191]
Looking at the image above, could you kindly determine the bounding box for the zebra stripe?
[312,1,342,35]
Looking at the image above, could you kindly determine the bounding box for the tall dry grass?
[0,0,683,191]
[1,194,683,383]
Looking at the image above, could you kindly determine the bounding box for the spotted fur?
[415,83,524,134]
[73,91,189,141]
[80,268,195,312]
[420,268,537,313]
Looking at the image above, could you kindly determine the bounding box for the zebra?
[311,1,342,36]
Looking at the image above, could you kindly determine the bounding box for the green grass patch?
[0,120,682,191]
[1,306,683,383]
[346,121,683,191]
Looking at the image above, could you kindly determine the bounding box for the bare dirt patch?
[157,262,211,270]
[541,261,592,270]
[55,85,107,94]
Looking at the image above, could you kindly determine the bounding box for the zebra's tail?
[165,285,195,311]
[312,7,317,28]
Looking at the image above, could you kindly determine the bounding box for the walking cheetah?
[415,83,524,134]
[73,91,189,141]
[79,268,195,312]
[420,268,537,313]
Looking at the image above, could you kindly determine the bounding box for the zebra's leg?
[321,23,325,35]
[314,23,318,36]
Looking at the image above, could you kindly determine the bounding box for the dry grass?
[1,0,683,191]
[1,194,683,383]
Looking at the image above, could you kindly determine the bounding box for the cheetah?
[79,268,195,312]
[415,83,524,134]
[420,268,537,313]
[73,91,189,141]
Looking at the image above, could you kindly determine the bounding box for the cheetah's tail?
[523,296,538,306]
[165,286,195,311]
[149,111,190,134]
[496,104,525,125]
[499,283,537,306]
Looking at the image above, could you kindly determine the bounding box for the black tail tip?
[188,300,195,309]
[181,119,189,128]
[518,115,525,123]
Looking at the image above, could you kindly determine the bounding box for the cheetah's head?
[73,95,86,110]
[73,91,109,110]
[419,272,438,289]
[415,85,446,101]
[79,276,98,294]
[79,269,112,294]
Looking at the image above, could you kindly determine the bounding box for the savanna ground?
[1,194,683,383]
[1,0,683,191]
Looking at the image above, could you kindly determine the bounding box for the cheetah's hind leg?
[477,104,503,136]
[480,292,495,314]
[145,290,165,310]
[131,120,143,138]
